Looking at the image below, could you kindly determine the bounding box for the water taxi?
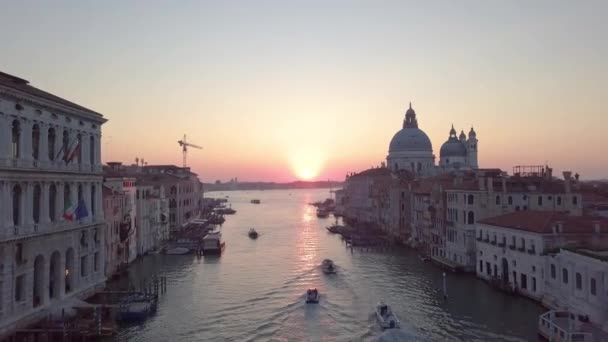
[248,228,259,239]
[376,302,400,329]
[322,259,336,274]
[306,289,319,303]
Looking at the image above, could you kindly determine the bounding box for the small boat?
[376,302,400,329]
[164,247,190,255]
[418,254,430,262]
[248,228,258,239]
[322,259,336,274]
[251,199,261,204]
[306,288,319,303]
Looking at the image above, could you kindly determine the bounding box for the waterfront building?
[444,167,583,272]
[341,167,391,225]
[476,211,608,301]
[102,184,132,277]
[0,71,106,336]
[102,163,201,235]
[134,183,169,255]
[103,175,137,264]
[543,248,608,331]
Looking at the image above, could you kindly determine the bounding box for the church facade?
[387,103,479,176]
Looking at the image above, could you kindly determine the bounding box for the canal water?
[110,189,545,341]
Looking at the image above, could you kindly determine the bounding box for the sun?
[288,146,325,181]
[296,167,317,180]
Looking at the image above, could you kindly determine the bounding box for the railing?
[0,157,103,173]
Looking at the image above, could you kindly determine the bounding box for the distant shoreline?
[203,181,343,192]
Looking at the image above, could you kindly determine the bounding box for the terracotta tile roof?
[350,167,391,179]
[0,71,102,116]
[479,211,608,234]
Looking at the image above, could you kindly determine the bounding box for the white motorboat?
[376,302,400,329]
[164,247,190,255]
[306,288,319,303]
[321,259,336,274]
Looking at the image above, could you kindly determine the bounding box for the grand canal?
[111,189,545,341]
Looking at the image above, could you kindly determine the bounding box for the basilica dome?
[440,126,467,157]
[389,128,433,153]
[388,103,433,153]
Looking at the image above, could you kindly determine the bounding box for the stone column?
[38,122,49,163]
[57,182,65,222]
[54,126,64,163]
[81,133,90,170]
[24,182,34,227]
[95,134,101,166]
[84,182,92,223]
[41,182,51,224]
[96,182,104,222]
[58,254,66,299]
[20,119,33,162]
[2,182,12,237]
[71,182,78,207]
[0,114,11,161]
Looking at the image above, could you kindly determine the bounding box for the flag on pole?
[75,198,89,221]
[63,197,77,221]
[66,139,81,163]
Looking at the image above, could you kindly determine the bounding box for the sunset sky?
[1,1,606,182]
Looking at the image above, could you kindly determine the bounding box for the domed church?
[438,125,478,170]
[387,103,478,177]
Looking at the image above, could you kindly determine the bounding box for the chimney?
[487,177,494,193]
[563,171,572,193]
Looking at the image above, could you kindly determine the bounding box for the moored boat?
[376,302,400,329]
[316,208,329,218]
[164,247,190,255]
[306,288,319,303]
[251,199,261,204]
[248,228,258,239]
[202,228,226,255]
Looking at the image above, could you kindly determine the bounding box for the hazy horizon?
[2,1,606,182]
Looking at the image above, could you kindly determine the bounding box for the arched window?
[508,196,513,205]
[557,196,562,205]
[550,264,556,279]
[170,186,177,195]
[573,196,578,205]
[49,184,57,222]
[33,184,41,224]
[32,124,40,160]
[468,194,474,205]
[62,130,69,162]
[562,268,569,284]
[91,185,96,217]
[89,135,95,165]
[576,272,582,290]
[12,120,20,158]
[538,196,543,206]
[13,184,22,226]
[496,195,500,205]
[48,127,56,161]
[467,211,475,225]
